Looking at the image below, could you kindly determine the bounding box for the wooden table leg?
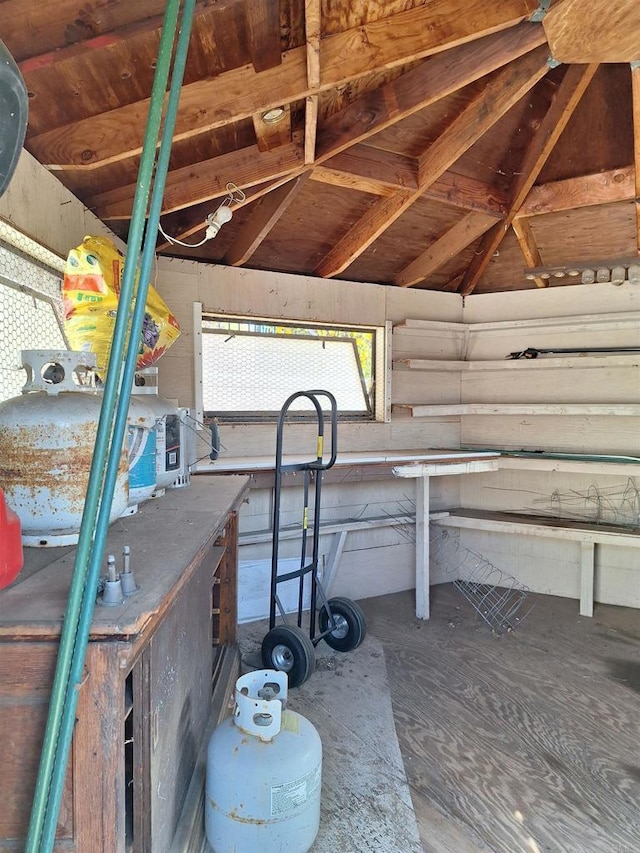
[580,540,595,617]
[415,475,430,620]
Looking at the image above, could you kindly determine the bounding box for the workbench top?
[0,475,249,640]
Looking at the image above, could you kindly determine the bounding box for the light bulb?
[205,204,234,239]
[596,268,610,283]
[581,269,595,284]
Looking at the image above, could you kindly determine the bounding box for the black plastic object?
[0,39,28,198]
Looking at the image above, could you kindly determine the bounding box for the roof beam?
[543,0,640,63]
[304,0,321,164]
[320,147,508,215]
[516,165,635,217]
[4,0,205,64]
[319,0,539,84]
[244,0,281,73]
[394,212,498,287]
[322,146,419,191]
[512,218,547,287]
[223,174,309,266]
[459,62,599,296]
[92,141,304,219]
[28,2,541,169]
[315,46,549,278]
[315,22,546,162]
[310,167,398,197]
[632,64,640,255]
[88,25,537,220]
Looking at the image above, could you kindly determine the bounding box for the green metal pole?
[25,2,182,850]
[38,3,198,845]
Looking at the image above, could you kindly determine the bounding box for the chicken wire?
[0,234,67,402]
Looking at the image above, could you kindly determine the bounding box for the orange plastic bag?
[62,236,180,377]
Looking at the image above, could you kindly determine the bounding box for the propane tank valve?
[100,554,124,606]
[119,544,138,596]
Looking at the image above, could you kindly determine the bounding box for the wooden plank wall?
[0,150,124,255]
[458,284,640,607]
[153,261,640,607]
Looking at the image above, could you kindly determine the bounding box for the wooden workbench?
[0,475,249,852]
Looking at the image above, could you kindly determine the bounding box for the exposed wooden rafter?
[27,1,540,169]
[304,0,321,164]
[543,0,640,63]
[315,23,546,162]
[394,212,498,288]
[512,218,547,287]
[244,0,282,73]
[516,166,636,218]
[91,25,542,221]
[459,62,599,296]
[632,64,640,255]
[7,0,230,64]
[315,151,508,216]
[223,174,310,266]
[92,141,304,219]
[315,46,549,279]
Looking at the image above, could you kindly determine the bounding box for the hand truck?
[261,390,366,687]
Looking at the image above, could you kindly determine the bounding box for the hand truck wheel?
[318,597,367,652]
[261,624,316,688]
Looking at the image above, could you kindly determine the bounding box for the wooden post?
[580,540,595,618]
[415,475,430,620]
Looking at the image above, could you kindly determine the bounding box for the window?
[0,223,67,403]
[198,312,388,422]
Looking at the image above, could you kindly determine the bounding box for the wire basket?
[431,528,533,634]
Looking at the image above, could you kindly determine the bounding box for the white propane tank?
[126,396,157,506]
[131,368,182,492]
[206,670,322,853]
[0,351,129,546]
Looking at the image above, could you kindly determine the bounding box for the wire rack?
[430,528,533,634]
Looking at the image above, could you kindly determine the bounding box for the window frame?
[195,306,389,425]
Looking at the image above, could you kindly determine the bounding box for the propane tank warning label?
[270,762,321,816]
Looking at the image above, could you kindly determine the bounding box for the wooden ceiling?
[4,0,640,294]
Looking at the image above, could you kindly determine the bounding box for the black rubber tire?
[318,597,367,652]
[261,625,316,688]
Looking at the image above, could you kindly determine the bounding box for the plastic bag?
[62,235,180,377]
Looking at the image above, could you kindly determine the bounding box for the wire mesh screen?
[202,329,370,414]
[0,238,66,402]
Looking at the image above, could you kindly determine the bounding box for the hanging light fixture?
[158,182,246,247]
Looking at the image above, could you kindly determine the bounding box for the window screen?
[201,316,380,420]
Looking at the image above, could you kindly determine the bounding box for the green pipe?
[38,3,198,846]
[25,2,182,850]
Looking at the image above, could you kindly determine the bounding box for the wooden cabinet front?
[0,476,247,852]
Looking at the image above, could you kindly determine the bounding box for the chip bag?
[62,236,180,377]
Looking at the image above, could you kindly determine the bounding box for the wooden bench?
[432,509,640,617]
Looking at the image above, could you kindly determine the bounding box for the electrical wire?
[158,220,211,247]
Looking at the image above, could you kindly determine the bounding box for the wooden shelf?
[394,403,640,417]
[393,312,640,334]
[393,354,640,372]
